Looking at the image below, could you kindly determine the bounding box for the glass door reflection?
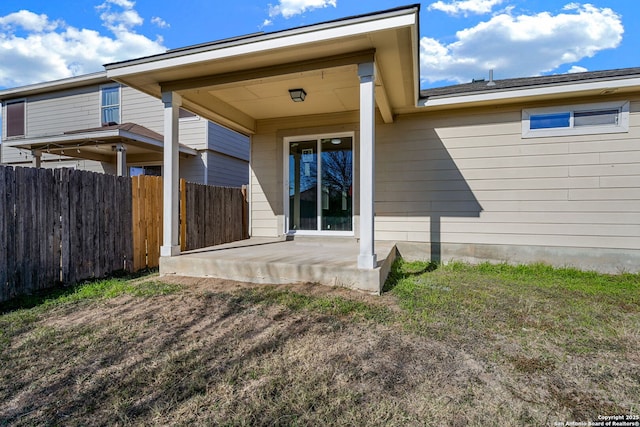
[288,136,352,233]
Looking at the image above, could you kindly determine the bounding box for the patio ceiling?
[106,5,420,135]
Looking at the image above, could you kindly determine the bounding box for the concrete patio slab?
[159,237,398,294]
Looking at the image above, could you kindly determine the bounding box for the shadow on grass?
[382,258,438,293]
[0,268,158,315]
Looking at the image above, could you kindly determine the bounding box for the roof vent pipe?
[487,69,496,86]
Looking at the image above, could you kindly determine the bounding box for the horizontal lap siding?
[207,152,248,187]
[208,122,250,160]
[121,87,164,134]
[181,119,208,150]
[26,87,100,136]
[180,154,206,184]
[250,133,279,237]
[375,98,640,252]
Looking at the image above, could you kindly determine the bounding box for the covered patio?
[106,5,420,293]
[14,122,197,176]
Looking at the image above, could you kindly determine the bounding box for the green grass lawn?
[1,261,638,426]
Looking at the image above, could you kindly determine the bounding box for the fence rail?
[0,166,247,303]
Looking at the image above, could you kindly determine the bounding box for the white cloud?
[428,0,504,16]
[268,0,337,20]
[421,3,623,84]
[568,65,589,73]
[0,2,166,88]
[96,0,143,32]
[151,17,169,29]
[0,10,61,32]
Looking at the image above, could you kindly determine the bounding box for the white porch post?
[160,91,181,257]
[358,62,377,269]
[113,144,128,177]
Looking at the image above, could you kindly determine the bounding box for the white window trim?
[4,98,27,139]
[99,84,121,126]
[522,100,629,138]
[283,131,355,237]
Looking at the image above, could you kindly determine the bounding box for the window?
[6,99,25,138]
[522,101,629,138]
[101,86,120,125]
[130,165,162,177]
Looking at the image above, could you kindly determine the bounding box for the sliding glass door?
[287,134,353,234]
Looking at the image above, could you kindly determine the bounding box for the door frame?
[283,131,355,236]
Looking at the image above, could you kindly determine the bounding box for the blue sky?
[0,0,637,91]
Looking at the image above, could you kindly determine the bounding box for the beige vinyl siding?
[1,144,27,164]
[121,86,163,134]
[22,86,100,137]
[250,132,280,237]
[121,86,209,151]
[374,97,640,257]
[181,119,207,150]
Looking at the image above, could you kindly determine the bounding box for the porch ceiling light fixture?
[331,138,342,145]
[288,88,306,102]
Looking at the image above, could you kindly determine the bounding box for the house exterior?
[0,72,249,187]
[5,5,637,291]
[97,4,639,285]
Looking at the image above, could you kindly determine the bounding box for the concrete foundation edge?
[395,241,640,274]
[160,246,398,294]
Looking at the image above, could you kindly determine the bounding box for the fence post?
[241,185,248,239]
[180,179,187,252]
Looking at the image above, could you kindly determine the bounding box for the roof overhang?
[106,5,421,134]
[0,72,110,101]
[9,126,197,164]
[419,76,640,111]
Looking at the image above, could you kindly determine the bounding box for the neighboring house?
[100,4,639,280]
[0,72,249,187]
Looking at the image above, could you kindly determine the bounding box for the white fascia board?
[107,13,417,78]
[9,130,122,147]
[0,72,109,100]
[420,76,640,108]
[10,130,197,156]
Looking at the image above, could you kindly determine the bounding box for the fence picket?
[0,165,247,303]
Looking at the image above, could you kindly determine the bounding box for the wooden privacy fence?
[131,176,248,271]
[0,166,132,303]
[131,175,163,272]
[181,180,248,252]
[1,166,248,303]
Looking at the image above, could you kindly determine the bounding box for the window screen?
[574,109,618,127]
[101,86,120,125]
[6,100,25,137]
[523,101,629,138]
